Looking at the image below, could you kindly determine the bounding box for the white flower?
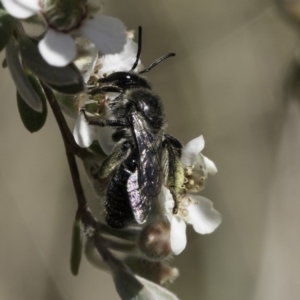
[181,135,218,193]
[1,0,39,19]
[162,135,221,255]
[1,0,126,67]
[162,188,221,255]
[74,112,115,155]
[74,38,99,83]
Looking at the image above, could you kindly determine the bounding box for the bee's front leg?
[81,109,128,127]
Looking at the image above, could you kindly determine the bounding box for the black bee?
[83,28,183,228]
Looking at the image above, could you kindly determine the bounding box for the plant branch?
[40,81,88,159]
[41,81,97,227]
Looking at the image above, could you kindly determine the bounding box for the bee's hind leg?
[163,135,185,215]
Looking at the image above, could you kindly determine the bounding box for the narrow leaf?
[6,38,43,112]
[0,9,14,52]
[18,35,85,93]
[70,219,83,276]
[55,92,78,118]
[17,73,47,133]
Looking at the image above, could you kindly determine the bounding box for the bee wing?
[127,169,144,223]
[129,112,163,224]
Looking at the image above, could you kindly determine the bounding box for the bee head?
[98,72,151,90]
[95,27,175,93]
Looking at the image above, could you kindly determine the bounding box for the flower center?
[182,165,206,192]
[41,0,88,32]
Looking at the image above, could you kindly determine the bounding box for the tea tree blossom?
[163,135,221,255]
[1,0,126,66]
[1,1,222,298]
[2,2,221,292]
[72,43,221,256]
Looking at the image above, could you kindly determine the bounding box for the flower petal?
[160,186,175,214]
[97,36,141,77]
[74,39,98,83]
[95,126,115,155]
[80,15,126,55]
[203,155,218,175]
[181,135,205,167]
[38,29,76,67]
[73,113,97,148]
[1,0,39,19]
[186,194,222,234]
[169,215,187,255]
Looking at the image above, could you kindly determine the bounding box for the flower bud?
[138,221,172,261]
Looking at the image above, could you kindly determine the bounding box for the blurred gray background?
[0,0,300,299]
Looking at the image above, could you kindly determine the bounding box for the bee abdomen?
[105,164,135,228]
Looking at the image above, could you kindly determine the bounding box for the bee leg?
[164,134,183,157]
[81,109,128,127]
[94,142,131,180]
[89,86,123,95]
[163,137,184,215]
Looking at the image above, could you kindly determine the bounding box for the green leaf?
[0,9,14,52]
[17,73,47,133]
[70,219,83,276]
[18,35,85,94]
[6,38,43,112]
[55,92,78,118]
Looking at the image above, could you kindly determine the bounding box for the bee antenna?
[139,53,176,74]
[131,26,142,71]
